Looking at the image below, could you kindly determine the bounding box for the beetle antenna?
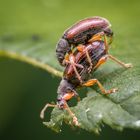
[40,103,57,119]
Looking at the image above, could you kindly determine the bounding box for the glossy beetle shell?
[64,16,111,44]
[56,16,112,66]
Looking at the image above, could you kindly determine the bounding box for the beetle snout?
[104,28,113,37]
[57,99,66,109]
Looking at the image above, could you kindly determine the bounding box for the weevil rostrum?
[40,17,133,126]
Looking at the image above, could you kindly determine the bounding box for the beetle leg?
[93,32,109,53]
[93,55,108,70]
[76,96,81,102]
[62,90,81,103]
[40,102,80,126]
[72,90,81,101]
[85,48,93,73]
[88,32,104,43]
[72,62,83,83]
[64,102,79,126]
[88,32,109,54]
[40,103,57,119]
[63,52,84,79]
[62,53,71,65]
[65,60,83,83]
[77,44,93,73]
[108,54,133,68]
[103,34,109,53]
[77,44,85,52]
[82,79,118,94]
[66,54,83,83]
[65,60,83,69]
[93,54,133,69]
[64,53,84,83]
[74,63,84,69]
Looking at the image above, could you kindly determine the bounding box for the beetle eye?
[66,87,72,93]
[104,28,113,37]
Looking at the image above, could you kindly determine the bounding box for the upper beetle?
[56,16,113,66]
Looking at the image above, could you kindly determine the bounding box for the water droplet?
[97,113,103,119]
[134,120,140,126]
[85,108,90,112]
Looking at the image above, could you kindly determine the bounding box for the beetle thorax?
[57,78,76,108]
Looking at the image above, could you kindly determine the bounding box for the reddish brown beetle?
[56,16,113,66]
[40,37,132,126]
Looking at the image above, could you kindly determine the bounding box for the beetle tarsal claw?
[105,88,118,94]
[111,88,118,93]
[73,116,80,126]
[124,63,133,68]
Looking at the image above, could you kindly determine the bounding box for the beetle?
[40,39,132,126]
[56,16,113,66]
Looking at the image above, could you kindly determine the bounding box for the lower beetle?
[56,16,113,66]
[40,38,132,126]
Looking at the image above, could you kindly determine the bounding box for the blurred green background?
[0,0,140,139]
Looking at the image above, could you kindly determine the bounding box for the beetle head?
[57,79,77,109]
[104,27,114,44]
[56,38,70,66]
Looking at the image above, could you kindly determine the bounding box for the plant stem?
[0,50,63,77]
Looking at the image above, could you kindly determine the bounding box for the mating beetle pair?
[40,16,132,126]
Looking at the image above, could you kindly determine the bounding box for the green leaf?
[0,39,62,77]
[43,66,140,133]
[0,0,140,134]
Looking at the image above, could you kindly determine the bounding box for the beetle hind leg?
[108,54,133,68]
[83,79,118,94]
[93,53,133,70]
[103,35,133,68]
[93,55,108,70]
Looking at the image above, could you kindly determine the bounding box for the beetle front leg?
[65,54,83,83]
[40,102,80,126]
[108,54,133,68]
[62,53,71,66]
[64,102,79,126]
